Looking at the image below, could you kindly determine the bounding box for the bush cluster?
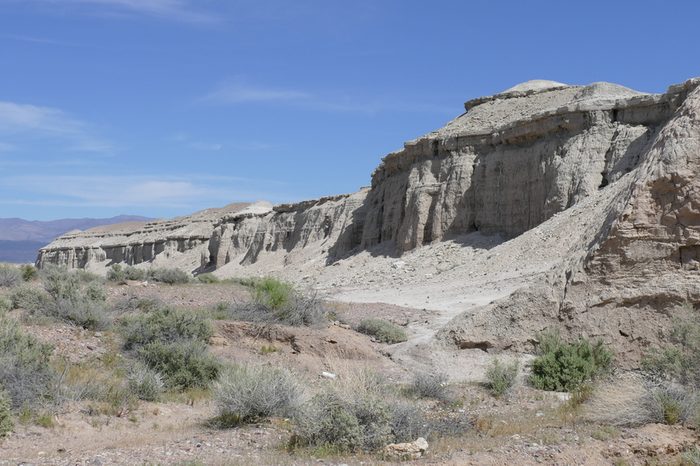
[147,268,191,285]
[485,358,519,397]
[107,264,147,283]
[213,364,302,426]
[0,318,57,410]
[0,264,21,288]
[0,389,13,437]
[228,277,326,326]
[530,332,612,391]
[127,361,165,402]
[356,319,407,344]
[119,305,219,390]
[28,266,112,330]
[408,371,450,401]
[20,265,38,282]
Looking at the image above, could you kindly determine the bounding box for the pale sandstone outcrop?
[37,78,700,362]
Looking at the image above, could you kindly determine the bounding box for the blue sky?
[0,0,699,220]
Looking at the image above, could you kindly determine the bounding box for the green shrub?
[9,286,51,312]
[0,318,57,409]
[530,332,612,391]
[20,265,38,282]
[119,306,213,350]
[683,446,700,465]
[485,358,519,397]
[107,265,146,283]
[409,371,449,400]
[40,265,81,301]
[197,273,220,284]
[137,340,219,390]
[0,265,21,288]
[642,319,700,386]
[0,389,13,437]
[0,297,11,316]
[356,319,407,344]
[148,268,190,285]
[228,277,326,327]
[213,364,302,426]
[127,362,164,402]
[47,298,112,331]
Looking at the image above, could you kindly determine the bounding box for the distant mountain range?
[0,215,153,263]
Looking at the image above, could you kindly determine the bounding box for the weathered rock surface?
[38,77,700,362]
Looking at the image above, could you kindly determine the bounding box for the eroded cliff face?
[361,81,686,251]
[437,79,700,362]
[38,79,699,294]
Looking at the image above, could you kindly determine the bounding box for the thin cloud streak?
[0,101,112,153]
[0,175,291,209]
[201,81,456,115]
[27,0,218,24]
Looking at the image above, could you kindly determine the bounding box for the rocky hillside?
[38,78,700,360]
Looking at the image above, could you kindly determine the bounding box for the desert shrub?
[137,340,219,390]
[119,306,213,350]
[530,332,612,391]
[46,298,112,330]
[485,358,519,397]
[0,389,13,437]
[356,318,407,344]
[197,273,220,284]
[228,277,326,326]
[213,364,302,426]
[0,297,10,316]
[409,371,450,401]
[683,446,700,465]
[40,265,81,301]
[0,318,57,409]
[0,264,21,288]
[9,286,51,312]
[388,401,428,443]
[127,361,164,402]
[20,265,38,282]
[642,383,697,426]
[642,319,700,386]
[85,282,107,302]
[148,268,190,285]
[107,265,146,283]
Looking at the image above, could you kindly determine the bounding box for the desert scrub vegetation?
[196,273,220,284]
[356,318,407,344]
[127,361,164,402]
[408,370,450,401]
[213,364,302,427]
[0,296,11,315]
[148,267,191,285]
[107,264,147,283]
[0,264,21,288]
[229,277,327,326]
[288,369,464,454]
[9,285,51,313]
[0,389,13,436]
[0,318,57,410]
[21,266,112,330]
[530,331,612,391]
[642,319,700,386]
[485,358,519,397]
[20,264,38,282]
[119,305,219,390]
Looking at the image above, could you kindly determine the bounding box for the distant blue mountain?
[0,215,153,263]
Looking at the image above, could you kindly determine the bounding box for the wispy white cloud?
[0,174,287,208]
[27,0,218,23]
[201,82,310,104]
[0,101,112,153]
[201,80,455,115]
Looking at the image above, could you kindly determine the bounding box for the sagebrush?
[530,332,612,391]
[356,318,407,344]
[485,358,519,397]
[214,364,302,426]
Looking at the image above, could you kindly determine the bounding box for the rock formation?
[38,77,700,359]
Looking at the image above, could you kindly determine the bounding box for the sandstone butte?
[38,78,700,368]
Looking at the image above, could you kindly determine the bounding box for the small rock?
[383,437,428,460]
[321,371,337,380]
